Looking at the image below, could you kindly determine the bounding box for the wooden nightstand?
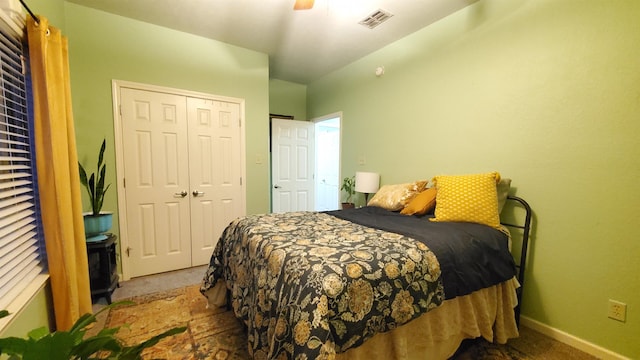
[86,234,119,304]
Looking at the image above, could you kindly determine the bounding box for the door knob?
[192,190,205,197]
[274,185,281,189]
[174,190,188,198]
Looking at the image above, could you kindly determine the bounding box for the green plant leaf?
[1,301,185,360]
[78,163,88,187]
[69,301,134,335]
[71,335,122,359]
[97,184,110,217]
[96,327,120,337]
[19,332,75,360]
[95,165,106,215]
[88,174,96,197]
[68,313,96,336]
[97,139,106,170]
[0,336,29,356]
[88,174,97,214]
[341,176,356,202]
[97,164,106,193]
[27,326,50,341]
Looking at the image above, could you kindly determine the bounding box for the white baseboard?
[520,316,630,360]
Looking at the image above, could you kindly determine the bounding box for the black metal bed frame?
[500,196,532,327]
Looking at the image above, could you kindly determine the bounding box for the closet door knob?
[192,190,205,197]
[174,191,188,198]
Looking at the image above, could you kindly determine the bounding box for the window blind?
[0,17,45,311]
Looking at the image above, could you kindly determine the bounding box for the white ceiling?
[66,0,478,84]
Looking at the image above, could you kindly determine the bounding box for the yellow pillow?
[400,187,437,216]
[368,181,428,211]
[430,172,501,228]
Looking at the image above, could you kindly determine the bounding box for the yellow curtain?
[27,16,92,330]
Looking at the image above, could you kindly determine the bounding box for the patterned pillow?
[368,180,428,211]
[430,172,501,228]
[400,187,437,216]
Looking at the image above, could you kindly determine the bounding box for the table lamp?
[355,171,380,205]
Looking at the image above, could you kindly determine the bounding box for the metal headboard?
[500,195,532,327]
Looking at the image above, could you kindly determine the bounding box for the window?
[0,15,46,312]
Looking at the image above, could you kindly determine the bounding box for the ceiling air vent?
[359,9,394,29]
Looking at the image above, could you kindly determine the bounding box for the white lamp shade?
[355,172,380,193]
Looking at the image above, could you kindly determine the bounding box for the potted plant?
[0,304,186,359]
[79,139,112,241]
[340,176,355,209]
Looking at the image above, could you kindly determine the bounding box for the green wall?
[308,0,639,358]
[65,2,271,225]
[269,79,307,120]
[0,283,53,338]
[30,0,65,29]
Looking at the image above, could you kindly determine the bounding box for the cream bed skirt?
[337,277,520,360]
[205,277,520,360]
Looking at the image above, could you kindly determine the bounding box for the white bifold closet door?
[120,88,243,278]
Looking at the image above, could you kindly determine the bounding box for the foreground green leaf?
[0,301,185,360]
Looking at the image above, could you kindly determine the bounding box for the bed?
[201,174,532,360]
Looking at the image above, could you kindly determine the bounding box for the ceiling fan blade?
[293,0,314,10]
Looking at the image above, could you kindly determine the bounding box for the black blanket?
[327,206,516,299]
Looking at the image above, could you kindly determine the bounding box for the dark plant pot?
[83,212,113,241]
[341,202,355,209]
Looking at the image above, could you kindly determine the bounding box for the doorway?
[269,113,342,213]
[314,116,341,211]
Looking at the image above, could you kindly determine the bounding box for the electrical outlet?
[608,299,627,322]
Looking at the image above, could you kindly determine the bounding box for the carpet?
[104,285,529,360]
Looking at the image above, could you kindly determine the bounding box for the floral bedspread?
[201,211,445,360]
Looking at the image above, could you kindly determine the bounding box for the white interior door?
[119,85,245,278]
[188,98,243,265]
[271,118,315,213]
[120,88,192,277]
